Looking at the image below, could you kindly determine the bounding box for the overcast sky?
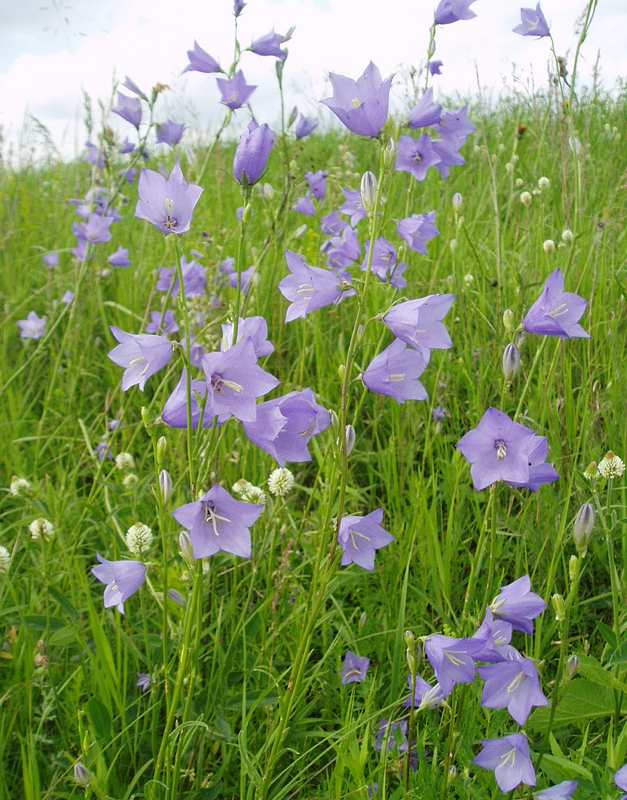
[1,0,625,159]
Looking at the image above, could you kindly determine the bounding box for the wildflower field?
[0,1,625,798]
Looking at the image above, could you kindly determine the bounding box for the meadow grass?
[0,83,625,800]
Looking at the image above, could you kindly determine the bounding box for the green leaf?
[576,655,627,693]
[528,679,616,731]
[85,697,112,744]
[540,754,592,781]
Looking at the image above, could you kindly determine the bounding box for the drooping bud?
[502,343,521,379]
[158,469,173,502]
[502,309,515,332]
[573,502,595,554]
[360,171,378,215]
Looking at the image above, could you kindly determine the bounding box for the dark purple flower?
[339,188,367,226]
[279,251,355,322]
[506,435,559,492]
[156,120,185,147]
[362,237,408,288]
[295,114,318,139]
[363,340,428,404]
[112,92,142,129]
[383,294,454,360]
[321,211,346,235]
[425,634,483,696]
[293,195,316,216]
[76,213,114,245]
[146,310,178,335]
[91,555,146,614]
[324,225,361,269]
[43,251,59,269]
[234,0,246,16]
[396,134,441,182]
[221,315,274,357]
[404,673,445,710]
[306,170,327,201]
[162,369,213,429]
[122,75,148,101]
[234,121,276,185]
[18,311,46,340]
[108,327,173,391]
[429,60,443,75]
[535,781,579,799]
[342,651,370,685]
[173,485,264,559]
[457,408,543,491]
[474,734,536,793]
[434,0,478,25]
[183,41,223,74]
[514,4,550,37]
[136,163,203,235]
[249,29,292,59]
[108,247,131,268]
[374,720,408,754]
[321,62,393,138]
[217,70,256,110]
[489,576,546,635]
[202,338,279,423]
[523,269,589,339]
[157,257,207,297]
[338,509,394,571]
[479,658,548,724]
[408,88,442,129]
[243,389,331,464]
[397,212,439,254]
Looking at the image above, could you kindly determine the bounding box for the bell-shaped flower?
[321,62,393,138]
[108,327,173,391]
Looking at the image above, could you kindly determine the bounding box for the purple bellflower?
[76,213,114,245]
[156,120,185,147]
[514,4,550,37]
[341,651,370,685]
[157,257,207,297]
[321,62,393,138]
[183,41,223,74]
[243,389,331,464]
[479,658,548,725]
[615,766,627,796]
[136,163,203,235]
[425,634,483,697]
[437,106,476,146]
[219,258,255,293]
[201,338,279,423]
[472,609,519,663]
[108,247,131,268]
[434,0,478,25]
[221,315,275,358]
[293,195,316,216]
[279,251,355,322]
[146,310,178,336]
[43,252,59,269]
[408,88,442,129]
[305,170,327,201]
[396,134,441,182]
[119,137,136,155]
[361,238,408,288]
[363,340,428,404]
[137,673,152,693]
[18,311,47,340]
[173,484,264,559]
[404,673,445,710]
[474,734,536,793]
[535,781,579,800]
[383,294,454,361]
[234,0,246,17]
[249,29,292,59]
[340,188,367,226]
[295,114,318,139]
[397,212,439,254]
[84,141,105,168]
[112,92,142,129]
[217,70,256,110]
[122,76,148,101]
[429,60,443,75]
[91,555,146,614]
[489,576,546,635]
[162,369,213,429]
[234,121,276,185]
[108,327,173,391]
[321,211,346,235]
[61,290,74,305]
[338,509,394,571]
[523,269,589,339]
[506,434,559,492]
[375,720,408,754]
[324,225,361,269]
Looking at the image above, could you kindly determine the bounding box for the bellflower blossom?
[76,213,114,244]
[234,121,276,185]
[43,252,59,269]
[249,30,292,59]
[122,75,148,101]
[396,134,441,182]
[243,389,331,464]
[363,340,428,404]
[340,188,367,226]
[162,370,214,429]
[321,62,393,138]
[434,0,478,25]
[146,310,178,335]
[324,225,361,269]
[514,4,550,37]
[489,576,546,635]
[523,269,589,338]
[341,651,370,685]
[472,610,518,663]
[479,658,548,725]
[438,107,476,146]
[136,163,203,235]
[321,211,346,236]
[614,766,627,797]
[295,114,318,139]
[119,137,135,155]
[112,92,142,129]
[234,0,246,17]
[375,720,408,754]
[279,251,355,322]
[404,674,445,710]
[534,781,579,799]
[157,257,207,297]
[108,327,173,391]
[506,435,559,492]
[217,70,257,110]
[18,311,47,340]
[91,555,146,614]
[84,141,105,168]
[338,509,394,571]
[108,247,131,268]
[361,238,408,288]
[221,315,274,357]
[474,734,536,793]
[429,60,443,75]
[183,41,223,74]
[425,634,483,697]
[156,120,185,147]
[397,212,439,254]
[383,294,454,361]
[219,258,255,293]
[408,88,442,129]
[305,170,327,201]
[173,485,264,559]
[293,195,316,216]
[201,338,279,423]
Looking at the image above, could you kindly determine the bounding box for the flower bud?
[360,171,378,215]
[383,138,396,168]
[551,593,566,623]
[168,588,186,607]
[73,761,91,787]
[450,238,458,253]
[358,611,368,629]
[179,531,194,562]
[452,192,463,211]
[543,239,555,254]
[141,406,152,431]
[573,502,595,554]
[514,177,524,187]
[158,469,172,502]
[568,554,580,583]
[0,545,11,573]
[156,436,167,466]
[502,309,515,332]
[566,654,579,678]
[520,191,532,207]
[505,162,514,174]
[502,343,521,379]
[345,424,356,456]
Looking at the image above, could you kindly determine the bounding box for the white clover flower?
[0,546,11,573]
[505,162,514,174]
[29,518,54,540]
[537,176,550,191]
[245,486,267,504]
[232,479,254,497]
[115,452,135,471]
[268,468,295,497]
[122,473,139,488]
[561,229,574,244]
[463,273,474,287]
[597,452,625,479]
[520,191,532,207]
[9,476,31,496]
[126,522,153,555]
[543,239,556,254]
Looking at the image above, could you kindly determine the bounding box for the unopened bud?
[573,502,595,554]
[141,406,152,431]
[543,239,555,254]
[73,762,91,787]
[156,436,167,466]
[566,654,579,678]
[179,531,194,562]
[159,469,172,502]
[358,611,368,629]
[452,192,463,211]
[552,593,566,623]
[383,138,396,168]
[520,191,532,207]
[505,161,514,174]
[568,554,580,583]
[345,424,356,456]
[502,343,521,379]
[360,171,378,215]
[502,309,515,332]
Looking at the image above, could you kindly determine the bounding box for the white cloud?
[1,0,625,159]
